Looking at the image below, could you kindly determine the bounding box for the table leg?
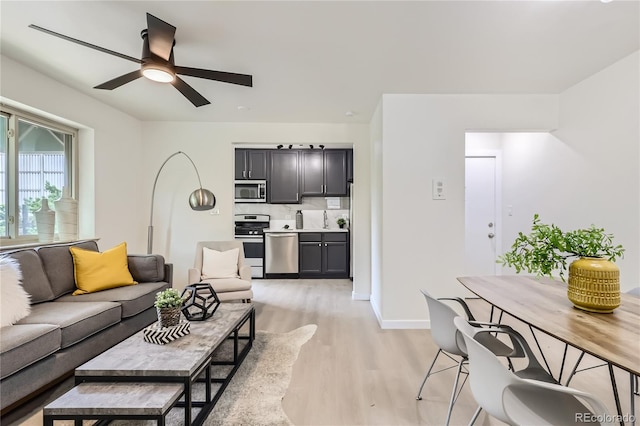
[630,373,636,426]
[608,364,624,426]
[184,378,192,425]
[528,325,554,379]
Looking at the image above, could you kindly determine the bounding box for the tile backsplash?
[235,197,350,229]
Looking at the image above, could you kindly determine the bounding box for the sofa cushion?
[70,242,137,295]
[3,250,55,303]
[37,240,99,298]
[56,282,170,318]
[199,277,252,293]
[16,302,121,349]
[128,254,166,282]
[0,324,61,379]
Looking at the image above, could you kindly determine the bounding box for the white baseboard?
[351,291,370,301]
[379,319,430,329]
[369,296,431,329]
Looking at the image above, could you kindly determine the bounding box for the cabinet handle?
[249,170,252,178]
[318,243,321,247]
[325,243,328,246]
[242,170,246,178]
[296,192,299,201]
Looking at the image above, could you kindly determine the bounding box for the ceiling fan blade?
[175,66,253,87]
[172,76,210,107]
[146,13,176,61]
[94,70,143,90]
[29,24,141,64]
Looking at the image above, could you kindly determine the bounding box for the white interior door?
[465,155,500,275]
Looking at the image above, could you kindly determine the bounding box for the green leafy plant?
[154,288,184,309]
[336,218,347,227]
[497,214,625,281]
[25,182,62,212]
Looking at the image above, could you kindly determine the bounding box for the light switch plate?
[432,178,446,200]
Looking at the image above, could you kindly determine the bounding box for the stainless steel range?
[234,214,270,278]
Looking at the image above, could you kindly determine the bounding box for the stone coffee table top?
[44,382,183,417]
[76,303,253,378]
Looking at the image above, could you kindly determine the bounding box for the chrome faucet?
[323,210,328,229]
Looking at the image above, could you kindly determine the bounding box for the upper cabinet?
[235,149,268,180]
[347,149,353,183]
[268,150,300,203]
[301,149,348,197]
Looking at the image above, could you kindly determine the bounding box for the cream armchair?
[188,241,253,302]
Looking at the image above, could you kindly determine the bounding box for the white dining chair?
[416,289,519,425]
[454,316,614,425]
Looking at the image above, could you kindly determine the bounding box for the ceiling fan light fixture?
[142,64,175,83]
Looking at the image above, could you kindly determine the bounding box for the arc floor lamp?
[147,151,216,254]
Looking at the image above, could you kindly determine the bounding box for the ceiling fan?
[29,13,253,107]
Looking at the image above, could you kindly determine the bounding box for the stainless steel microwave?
[234,180,267,203]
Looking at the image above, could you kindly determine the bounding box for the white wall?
[464,52,639,290]
[555,51,639,288]
[378,94,559,328]
[141,122,370,291]
[369,101,383,319]
[0,55,145,252]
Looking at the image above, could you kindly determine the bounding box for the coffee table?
[48,303,255,425]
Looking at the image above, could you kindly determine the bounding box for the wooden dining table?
[457,275,640,425]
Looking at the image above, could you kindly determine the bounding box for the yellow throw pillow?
[70,242,137,295]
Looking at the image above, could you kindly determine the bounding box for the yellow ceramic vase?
[567,257,620,313]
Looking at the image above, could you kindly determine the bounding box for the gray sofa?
[0,240,173,415]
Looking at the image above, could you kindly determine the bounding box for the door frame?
[465,149,503,275]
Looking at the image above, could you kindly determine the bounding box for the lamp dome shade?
[189,188,216,210]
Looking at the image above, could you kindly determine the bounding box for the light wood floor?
[254,279,636,426]
[15,278,637,425]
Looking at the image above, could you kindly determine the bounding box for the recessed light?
[345,111,355,117]
[237,106,250,111]
[600,0,613,3]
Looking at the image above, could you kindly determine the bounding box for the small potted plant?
[498,214,625,313]
[336,218,347,229]
[154,288,184,327]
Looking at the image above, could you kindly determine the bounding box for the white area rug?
[205,325,317,425]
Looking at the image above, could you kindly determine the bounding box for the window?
[0,106,77,244]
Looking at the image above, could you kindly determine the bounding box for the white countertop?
[264,228,349,233]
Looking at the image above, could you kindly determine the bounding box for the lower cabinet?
[299,232,349,278]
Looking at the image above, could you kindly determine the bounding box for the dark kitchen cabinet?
[300,149,348,196]
[299,232,349,278]
[268,150,299,203]
[300,151,324,196]
[347,149,353,183]
[235,149,268,180]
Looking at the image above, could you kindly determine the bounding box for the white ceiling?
[1,1,638,123]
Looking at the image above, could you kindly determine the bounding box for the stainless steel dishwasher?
[265,232,299,274]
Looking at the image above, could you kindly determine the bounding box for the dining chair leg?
[468,405,482,426]
[445,358,466,426]
[416,349,443,400]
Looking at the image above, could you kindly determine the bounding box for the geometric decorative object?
[180,283,220,321]
[147,151,216,254]
[143,319,190,345]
